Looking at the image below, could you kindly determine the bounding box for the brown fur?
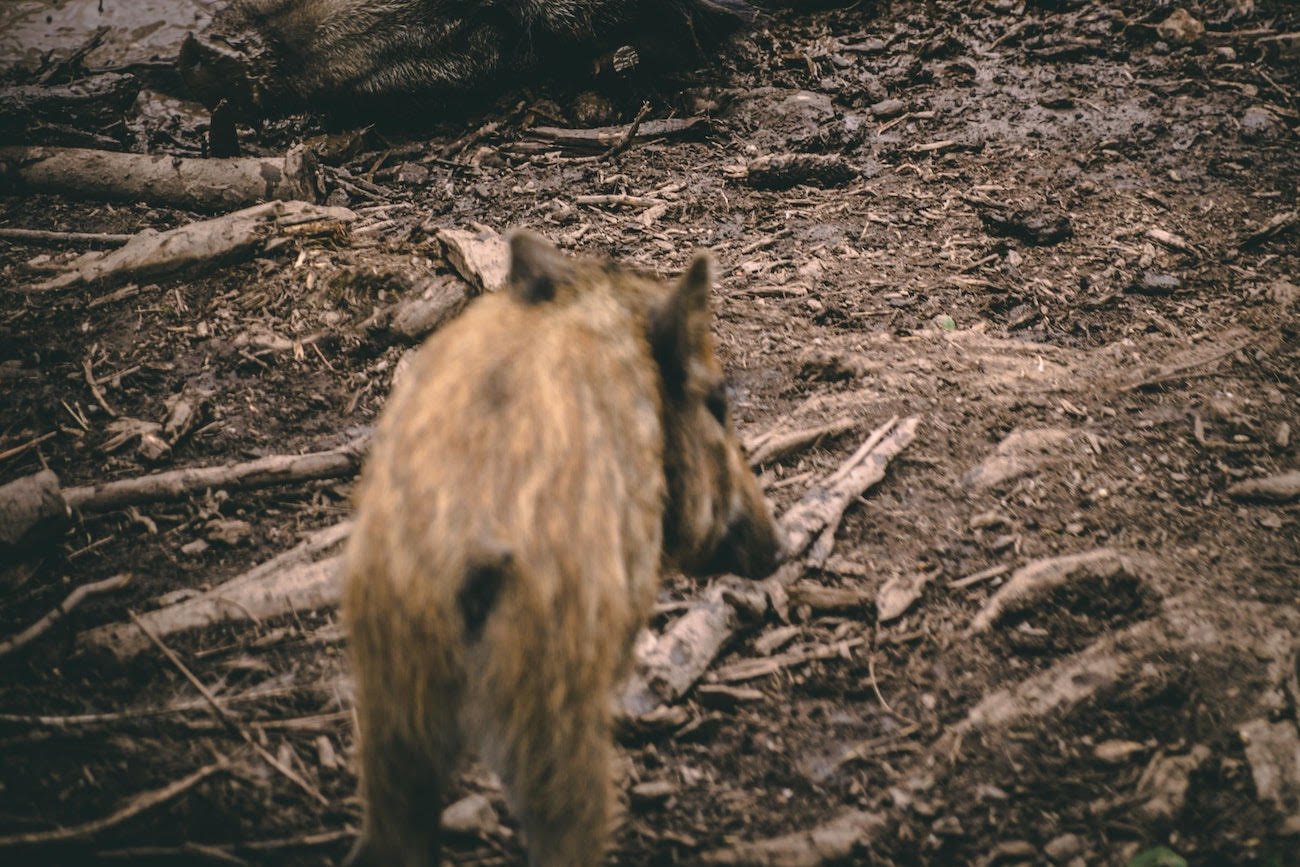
[181,0,757,117]
[342,231,780,867]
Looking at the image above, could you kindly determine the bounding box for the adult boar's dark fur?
[181,0,758,119]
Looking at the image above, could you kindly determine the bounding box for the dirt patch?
[2,0,1299,865]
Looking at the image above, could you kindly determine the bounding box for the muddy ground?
[1,0,1298,865]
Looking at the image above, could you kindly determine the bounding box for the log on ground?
[0,144,322,211]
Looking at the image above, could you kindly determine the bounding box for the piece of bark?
[64,435,368,514]
[875,567,939,623]
[20,200,356,293]
[384,275,473,341]
[623,417,919,715]
[0,73,142,141]
[744,153,858,190]
[966,548,1144,635]
[700,809,885,866]
[523,117,707,151]
[1227,471,1300,504]
[0,144,322,211]
[436,226,510,293]
[787,581,873,612]
[77,522,350,662]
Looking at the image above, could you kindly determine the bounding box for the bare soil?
[1,1,1298,865]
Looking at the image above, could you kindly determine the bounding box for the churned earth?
[1,0,1297,865]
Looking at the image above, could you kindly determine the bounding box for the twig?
[574,193,667,208]
[0,758,228,848]
[82,357,119,418]
[1122,332,1264,391]
[594,101,651,162]
[0,680,326,727]
[0,573,131,657]
[97,827,357,861]
[0,431,57,463]
[0,227,132,247]
[128,611,329,806]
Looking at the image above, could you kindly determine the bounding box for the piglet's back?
[352,286,665,612]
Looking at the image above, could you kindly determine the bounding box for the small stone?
[1156,9,1205,46]
[870,97,906,119]
[1274,422,1291,449]
[985,840,1036,863]
[931,815,963,837]
[180,539,210,556]
[630,780,676,805]
[1093,739,1147,763]
[1044,833,1084,862]
[315,735,338,770]
[394,162,430,185]
[1241,106,1282,141]
[1128,271,1182,296]
[206,518,253,546]
[1216,46,1236,62]
[441,793,499,837]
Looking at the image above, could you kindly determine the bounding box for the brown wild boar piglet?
[342,230,782,867]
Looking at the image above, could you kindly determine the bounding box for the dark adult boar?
[181,0,757,119]
[342,230,782,867]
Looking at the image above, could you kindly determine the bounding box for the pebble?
[1044,832,1084,862]
[441,793,499,837]
[870,97,906,119]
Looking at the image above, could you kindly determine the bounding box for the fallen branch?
[0,572,131,657]
[77,521,351,662]
[0,144,322,211]
[129,611,329,806]
[521,116,708,151]
[0,758,228,848]
[66,436,368,514]
[0,227,131,247]
[19,200,357,293]
[623,416,919,714]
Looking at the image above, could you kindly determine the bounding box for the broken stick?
[65,436,368,514]
[20,200,357,293]
[0,572,130,658]
[0,757,228,848]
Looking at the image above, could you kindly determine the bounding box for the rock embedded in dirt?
[1240,106,1283,142]
[1155,9,1205,46]
[1238,717,1300,817]
[441,793,499,838]
[1128,271,1182,296]
[1044,833,1084,863]
[0,470,67,563]
[436,226,510,294]
[869,97,906,119]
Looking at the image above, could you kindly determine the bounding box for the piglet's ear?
[506,229,572,303]
[650,251,715,395]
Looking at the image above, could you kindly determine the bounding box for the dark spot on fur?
[457,557,510,641]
